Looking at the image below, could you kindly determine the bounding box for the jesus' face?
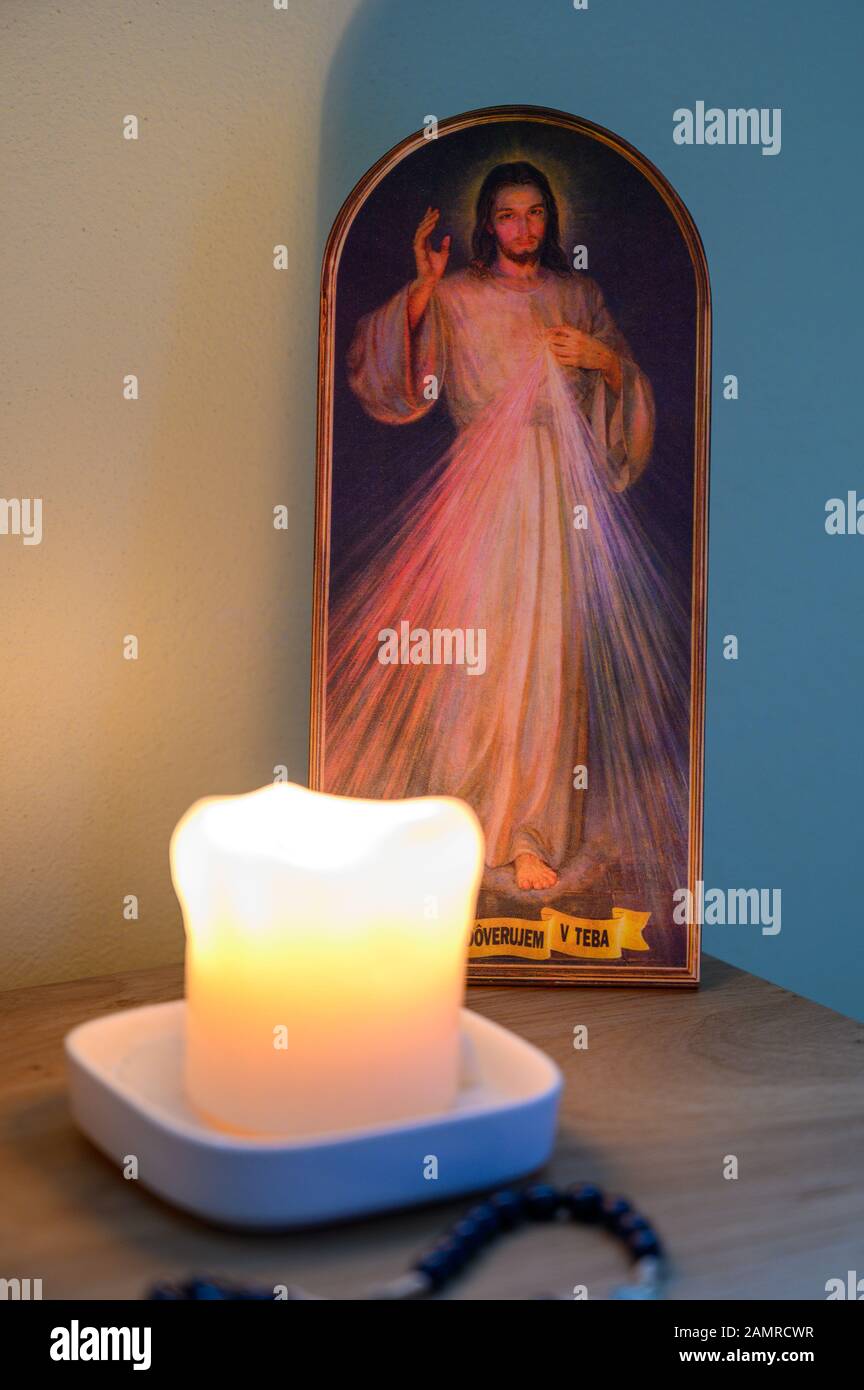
[488,183,548,265]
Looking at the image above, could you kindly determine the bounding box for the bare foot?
[514,852,558,891]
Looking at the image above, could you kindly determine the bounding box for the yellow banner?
[469,906,651,961]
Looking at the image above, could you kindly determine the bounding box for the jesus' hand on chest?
[545,325,623,394]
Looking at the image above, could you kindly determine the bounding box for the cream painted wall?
[1,1,361,986]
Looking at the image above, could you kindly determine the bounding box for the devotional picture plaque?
[310,105,709,987]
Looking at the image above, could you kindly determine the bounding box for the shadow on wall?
[313,0,562,256]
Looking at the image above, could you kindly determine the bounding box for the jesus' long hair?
[469,161,571,277]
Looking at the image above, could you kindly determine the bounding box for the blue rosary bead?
[438,1234,473,1270]
[618,1212,650,1236]
[452,1217,485,1253]
[187,1278,230,1299]
[627,1228,663,1260]
[565,1182,604,1222]
[601,1196,633,1232]
[415,1244,463,1289]
[489,1188,527,1229]
[523,1183,561,1219]
[464,1202,501,1242]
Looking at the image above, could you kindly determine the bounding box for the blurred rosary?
[149,1183,664,1301]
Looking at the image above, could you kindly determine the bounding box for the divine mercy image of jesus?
[314,110,708,983]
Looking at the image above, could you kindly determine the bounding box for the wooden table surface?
[2,957,862,1301]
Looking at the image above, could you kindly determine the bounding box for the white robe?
[325,267,655,870]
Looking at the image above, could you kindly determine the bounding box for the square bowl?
[65,1001,562,1228]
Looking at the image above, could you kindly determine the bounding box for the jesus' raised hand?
[413,207,451,286]
[408,208,451,332]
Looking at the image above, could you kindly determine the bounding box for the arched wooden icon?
[310,105,709,988]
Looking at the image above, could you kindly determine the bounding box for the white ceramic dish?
[65,1001,562,1228]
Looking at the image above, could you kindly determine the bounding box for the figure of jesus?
[324,161,655,893]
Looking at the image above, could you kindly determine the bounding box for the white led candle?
[170,783,484,1138]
